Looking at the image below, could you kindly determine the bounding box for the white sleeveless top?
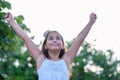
[37,58,69,80]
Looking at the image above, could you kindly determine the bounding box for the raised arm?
[5,12,42,61]
[65,13,97,62]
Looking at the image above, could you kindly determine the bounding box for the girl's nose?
[53,39,57,43]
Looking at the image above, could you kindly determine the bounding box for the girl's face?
[45,32,64,52]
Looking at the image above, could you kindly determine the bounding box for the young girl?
[5,12,97,80]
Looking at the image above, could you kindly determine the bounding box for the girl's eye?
[49,37,53,40]
[56,37,60,40]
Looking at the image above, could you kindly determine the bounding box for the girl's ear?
[44,44,48,49]
[61,44,64,49]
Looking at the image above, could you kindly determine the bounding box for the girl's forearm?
[77,13,97,41]
[77,21,94,41]
[9,20,28,41]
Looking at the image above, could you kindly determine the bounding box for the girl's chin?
[50,48,61,51]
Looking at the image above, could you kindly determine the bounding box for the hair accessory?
[43,30,51,38]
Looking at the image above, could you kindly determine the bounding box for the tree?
[0,0,37,80]
[67,40,120,80]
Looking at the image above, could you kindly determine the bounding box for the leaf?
[0,12,5,19]
[0,0,11,9]
[4,1,11,9]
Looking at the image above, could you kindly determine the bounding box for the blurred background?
[9,0,120,59]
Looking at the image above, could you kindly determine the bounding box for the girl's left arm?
[65,13,97,62]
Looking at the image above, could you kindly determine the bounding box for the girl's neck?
[48,50,60,61]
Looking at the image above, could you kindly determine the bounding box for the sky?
[8,0,120,59]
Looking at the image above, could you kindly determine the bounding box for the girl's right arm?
[5,12,42,61]
[64,13,97,63]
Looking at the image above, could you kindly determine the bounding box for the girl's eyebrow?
[56,35,60,37]
[49,35,53,37]
[49,35,60,37]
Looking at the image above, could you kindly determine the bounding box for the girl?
[5,12,97,80]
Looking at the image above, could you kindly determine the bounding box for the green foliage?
[0,0,37,80]
[0,0,11,11]
[68,41,120,80]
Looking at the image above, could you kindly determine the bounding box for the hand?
[90,13,97,23]
[4,12,14,23]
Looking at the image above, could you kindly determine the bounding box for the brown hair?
[42,30,65,58]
